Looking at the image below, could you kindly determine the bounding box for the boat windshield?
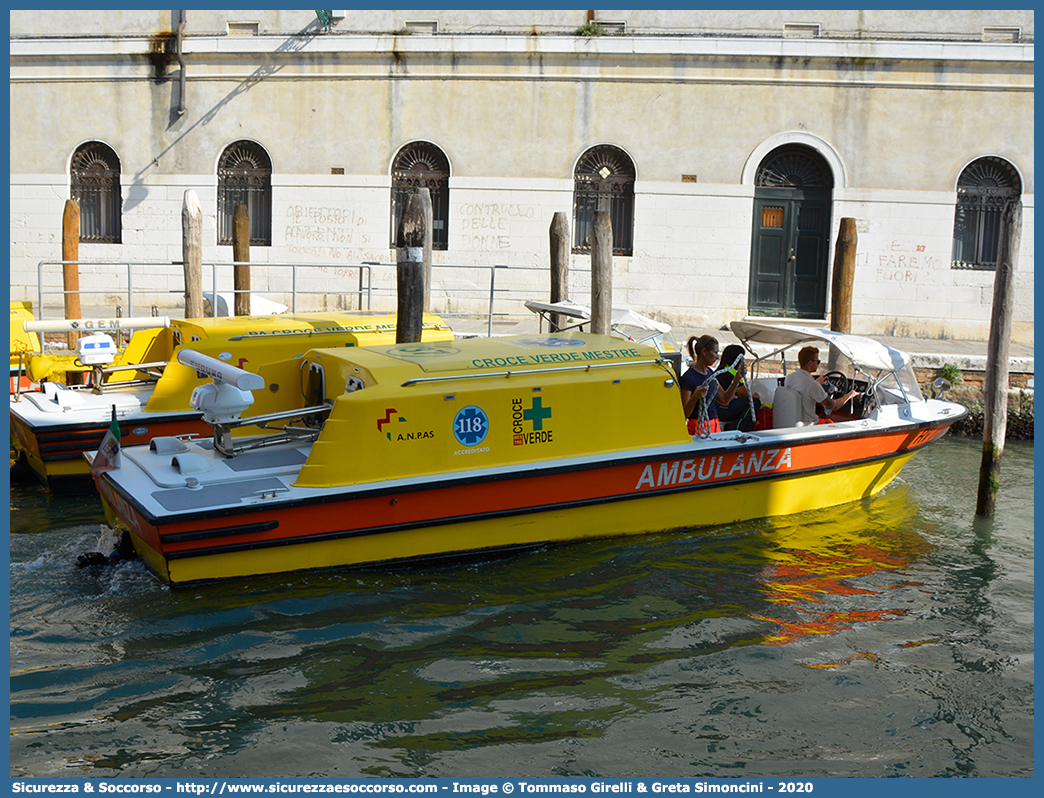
[875,361,924,405]
[615,323,680,354]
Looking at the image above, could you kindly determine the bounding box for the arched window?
[70,142,122,243]
[573,145,635,255]
[391,142,450,250]
[217,141,272,246]
[951,157,1021,270]
[754,145,834,190]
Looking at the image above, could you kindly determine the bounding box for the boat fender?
[172,453,214,475]
[75,527,136,569]
[150,437,190,455]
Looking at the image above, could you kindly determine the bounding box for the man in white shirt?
[783,346,859,425]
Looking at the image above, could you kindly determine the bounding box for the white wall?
[9,18,1034,343]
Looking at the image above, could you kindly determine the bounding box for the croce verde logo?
[512,396,553,446]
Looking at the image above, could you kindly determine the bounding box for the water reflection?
[8,437,1034,777]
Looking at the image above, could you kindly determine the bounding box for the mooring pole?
[182,190,204,319]
[830,218,856,333]
[396,190,428,343]
[828,217,858,370]
[420,189,433,312]
[976,200,1021,517]
[590,210,612,336]
[549,212,570,332]
[61,200,81,352]
[232,204,251,316]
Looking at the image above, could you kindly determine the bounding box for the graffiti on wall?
[285,205,377,261]
[858,240,943,283]
[459,203,536,251]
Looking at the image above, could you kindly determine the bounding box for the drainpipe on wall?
[176,11,187,115]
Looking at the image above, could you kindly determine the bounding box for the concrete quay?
[448,314,1034,389]
[32,303,1034,389]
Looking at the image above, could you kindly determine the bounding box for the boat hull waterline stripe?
[102,452,915,584]
[98,424,948,584]
[107,419,952,529]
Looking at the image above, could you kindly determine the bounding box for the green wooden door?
[749,189,831,318]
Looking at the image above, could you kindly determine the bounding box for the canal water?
[8,435,1033,779]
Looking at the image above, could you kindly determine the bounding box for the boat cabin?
[229,333,691,486]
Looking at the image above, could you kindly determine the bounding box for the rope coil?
[692,351,747,439]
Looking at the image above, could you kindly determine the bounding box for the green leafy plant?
[575,21,605,37]
[936,363,963,385]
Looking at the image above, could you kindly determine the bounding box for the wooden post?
[61,200,81,351]
[395,190,428,343]
[420,189,433,312]
[828,217,857,370]
[590,210,612,335]
[976,200,1021,517]
[831,218,857,333]
[549,212,570,332]
[232,204,250,316]
[181,190,204,319]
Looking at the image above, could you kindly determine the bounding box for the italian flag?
[90,409,122,478]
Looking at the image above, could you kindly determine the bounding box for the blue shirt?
[681,366,719,421]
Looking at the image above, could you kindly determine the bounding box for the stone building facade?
[9,10,1034,342]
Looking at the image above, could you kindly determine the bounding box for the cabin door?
[748,145,834,319]
[304,363,326,427]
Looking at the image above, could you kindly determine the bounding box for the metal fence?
[30,259,578,337]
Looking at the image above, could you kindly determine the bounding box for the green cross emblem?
[523,397,552,431]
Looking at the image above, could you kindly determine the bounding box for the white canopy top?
[730,321,911,373]
[524,300,672,334]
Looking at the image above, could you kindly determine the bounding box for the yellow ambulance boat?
[11,311,452,492]
[92,324,966,586]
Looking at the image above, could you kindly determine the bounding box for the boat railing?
[400,358,677,388]
[211,403,333,458]
[91,360,170,394]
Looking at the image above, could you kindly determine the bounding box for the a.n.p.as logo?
[378,407,435,443]
[377,408,403,440]
[512,396,553,446]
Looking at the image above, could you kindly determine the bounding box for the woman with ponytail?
[679,334,746,435]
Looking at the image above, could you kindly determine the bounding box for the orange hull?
[97,421,954,584]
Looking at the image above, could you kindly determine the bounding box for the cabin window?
[391,141,450,250]
[951,157,1021,270]
[217,141,272,246]
[573,145,635,256]
[70,142,122,244]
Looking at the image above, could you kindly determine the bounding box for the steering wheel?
[822,371,850,400]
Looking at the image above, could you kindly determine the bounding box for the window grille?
[572,145,635,255]
[217,141,272,246]
[951,157,1021,270]
[391,142,450,250]
[755,146,832,189]
[70,142,122,244]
